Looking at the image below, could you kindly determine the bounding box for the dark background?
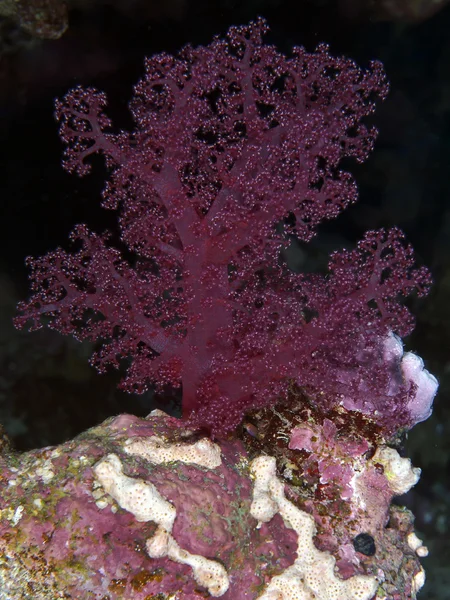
[0,0,449,597]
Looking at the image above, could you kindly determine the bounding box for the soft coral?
[15,19,431,436]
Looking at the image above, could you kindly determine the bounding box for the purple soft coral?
[15,19,431,436]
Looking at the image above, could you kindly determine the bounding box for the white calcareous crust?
[250,455,379,600]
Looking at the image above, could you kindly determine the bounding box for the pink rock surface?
[0,409,428,599]
[0,412,297,599]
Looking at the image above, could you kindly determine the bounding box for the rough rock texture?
[0,409,428,599]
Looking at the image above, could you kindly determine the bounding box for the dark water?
[0,1,449,597]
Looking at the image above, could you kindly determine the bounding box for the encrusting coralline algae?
[0,407,435,598]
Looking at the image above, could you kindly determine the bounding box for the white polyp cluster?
[93,453,229,597]
[372,447,421,496]
[250,455,379,600]
[124,435,222,469]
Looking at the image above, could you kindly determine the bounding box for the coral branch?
[16,20,432,437]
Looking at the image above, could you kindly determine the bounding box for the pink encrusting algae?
[0,409,433,598]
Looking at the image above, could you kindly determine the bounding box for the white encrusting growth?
[372,447,420,496]
[93,453,176,527]
[411,568,426,595]
[146,525,229,597]
[93,447,229,597]
[124,435,222,469]
[407,532,429,558]
[250,455,379,600]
